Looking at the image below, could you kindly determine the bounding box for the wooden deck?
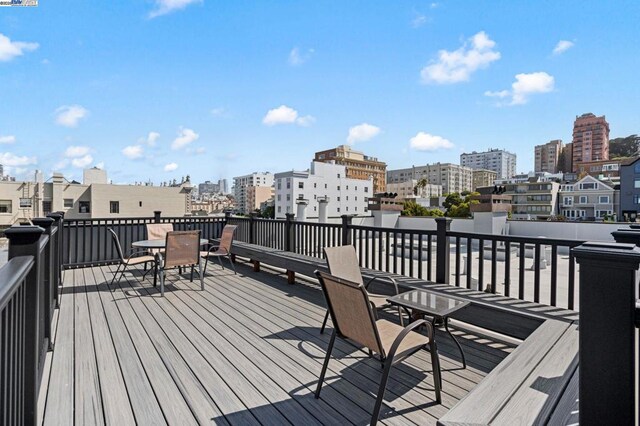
[39,261,516,425]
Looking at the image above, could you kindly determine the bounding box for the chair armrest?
[364,275,399,295]
[387,319,429,359]
[127,248,153,258]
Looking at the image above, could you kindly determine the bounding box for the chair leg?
[159,269,165,297]
[110,264,122,285]
[430,342,442,403]
[228,255,236,274]
[371,356,394,425]
[198,261,204,290]
[190,265,194,282]
[203,257,209,275]
[315,329,337,399]
[320,309,330,334]
[217,255,224,270]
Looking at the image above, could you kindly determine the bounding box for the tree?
[443,191,480,218]
[413,177,429,196]
[609,135,640,158]
[262,205,275,219]
[401,200,444,217]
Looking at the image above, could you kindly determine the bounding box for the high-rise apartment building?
[460,149,517,179]
[198,180,220,195]
[232,172,274,214]
[559,143,573,173]
[314,145,386,193]
[387,163,473,194]
[472,169,497,191]
[274,161,372,219]
[572,113,610,172]
[535,139,563,174]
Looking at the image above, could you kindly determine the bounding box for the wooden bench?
[224,241,577,339]
[438,319,579,426]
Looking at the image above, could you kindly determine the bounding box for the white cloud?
[430,2,439,8]
[0,152,37,166]
[122,145,144,159]
[296,115,316,127]
[53,159,69,170]
[553,40,574,55]
[409,132,454,151]
[64,145,91,158]
[421,31,501,84]
[485,72,555,105]
[0,33,39,62]
[0,135,16,144]
[347,123,381,144]
[411,14,429,28]
[55,105,89,128]
[149,0,201,18]
[288,47,314,66]
[145,131,160,146]
[262,105,315,126]
[164,162,178,172]
[211,107,230,118]
[71,154,93,168]
[171,127,199,150]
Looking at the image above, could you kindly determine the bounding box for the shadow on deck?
[40,262,515,426]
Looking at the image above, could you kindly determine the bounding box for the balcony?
[3,213,639,425]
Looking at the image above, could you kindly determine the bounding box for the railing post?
[31,217,55,351]
[435,217,452,284]
[611,228,640,246]
[573,242,640,425]
[284,213,295,251]
[249,212,257,244]
[47,212,64,307]
[5,225,46,426]
[154,210,161,223]
[341,214,353,246]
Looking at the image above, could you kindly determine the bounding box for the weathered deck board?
[41,262,514,426]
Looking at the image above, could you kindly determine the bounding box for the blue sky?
[0,1,638,185]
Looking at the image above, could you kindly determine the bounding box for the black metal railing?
[62,214,226,268]
[59,212,593,310]
[447,231,585,309]
[1,212,63,425]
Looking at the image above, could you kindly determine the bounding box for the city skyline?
[0,1,638,184]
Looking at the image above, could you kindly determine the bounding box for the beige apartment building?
[572,113,610,172]
[535,139,563,174]
[314,145,387,193]
[245,185,274,214]
[472,169,497,191]
[0,171,193,226]
[386,180,443,200]
[387,163,473,194]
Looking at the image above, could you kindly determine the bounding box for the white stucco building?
[232,172,274,214]
[274,161,372,219]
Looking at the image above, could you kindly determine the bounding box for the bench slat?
[437,320,571,426]
[491,324,578,425]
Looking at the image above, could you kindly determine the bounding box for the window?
[298,194,304,199]
[298,182,304,189]
[63,198,74,208]
[337,186,340,191]
[634,195,640,204]
[286,180,291,189]
[278,206,281,212]
[277,180,282,190]
[43,201,52,215]
[19,198,32,208]
[563,197,573,206]
[0,200,12,213]
[313,183,317,189]
[286,194,290,201]
[79,201,91,213]
[364,187,369,193]
[579,196,587,204]
[337,207,340,213]
[346,206,349,211]
[634,163,640,174]
[355,206,358,211]
[346,185,349,190]
[337,173,341,178]
[277,195,281,201]
[598,196,609,204]
[139,201,142,207]
[110,201,120,214]
[324,184,327,189]
[580,182,596,190]
[635,178,640,189]
[337,196,340,201]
